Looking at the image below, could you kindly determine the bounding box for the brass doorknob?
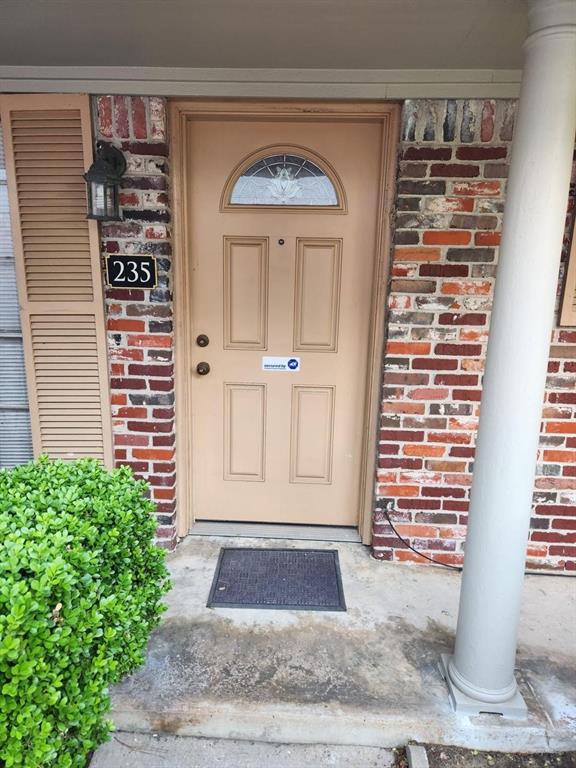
[196,362,210,376]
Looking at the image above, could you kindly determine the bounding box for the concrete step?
[90,733,397,768]
[108,537,576,753]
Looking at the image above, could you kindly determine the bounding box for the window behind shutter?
[0,94,113,465]
[0,123,34,468]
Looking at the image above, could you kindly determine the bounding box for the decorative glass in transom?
[229,153,339,207]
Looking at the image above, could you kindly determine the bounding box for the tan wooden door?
[187,118,382,526]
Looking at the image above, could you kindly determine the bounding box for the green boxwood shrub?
[0,457,171,767]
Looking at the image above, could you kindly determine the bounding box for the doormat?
[207,547,346,611]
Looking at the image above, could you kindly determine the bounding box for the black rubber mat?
[207,547,346,611]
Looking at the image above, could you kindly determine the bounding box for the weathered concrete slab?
[91,733,396,767]
[105,536,576,752]
[406,743,430,768]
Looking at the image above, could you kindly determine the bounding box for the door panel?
[294,238,342,352]
[224,383,266,481]
[290,385,335,484]
[223,236,268,349]
[187,118,382,526]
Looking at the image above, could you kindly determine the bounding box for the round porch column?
[446,0,576,711]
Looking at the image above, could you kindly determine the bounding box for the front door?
[187,116,383,526]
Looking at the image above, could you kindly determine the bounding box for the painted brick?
[449,446,476,458]
[128,363,174,377]
[409,388,450,401]
[398,180,446,195]
[154,487,176,501]
[423,230,471,245]
[402,416,448,429]
[390,279,436,294]
[400,162,428,178]
[114,406,148,419]
[97,95,575,569]
[403,147,452,161]
[428,431,472,445]
[430,164,480,177]
[110,377,147,390]
[384,372,429,386]
[379,458,424,470]
[453,389,483,402]
[153,433,176,446]
[127,334,172,348]
[422,196,475,213]
[395,231,420,245]
[107,318,145,332]
[452,180,501,196]
[375,99,576,571]
[403,444,446,458]
[378,485,420,497]
[441,280,492,295]
[114,434,150,447]
[95,95,176,549]
[386,341,431,355]
[149,379,174,391]
[483,163,509,179]
[106,288,146,301]
[131,96,148,139]
[456,146,507,161]
[412,358,459,370]
[446,247,495,263]
[381,430,425,442]
[434,374,479,387]
[97,96,113,138]
[113,96,130,138]
[475,231,502,246]
[422,486,466,498]
[397,498,442,510]
[394,247,442,262]
[419,264,469,277]
[480,100,495,142]
[438,313,487,326]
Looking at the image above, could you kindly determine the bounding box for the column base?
[439,655,528,719]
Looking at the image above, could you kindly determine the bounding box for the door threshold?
[189,520,362,543]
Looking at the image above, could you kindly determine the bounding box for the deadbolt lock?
[196,334,209,347]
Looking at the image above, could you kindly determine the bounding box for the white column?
[443,0,576,716]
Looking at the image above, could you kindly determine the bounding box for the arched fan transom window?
[225,149,345,210]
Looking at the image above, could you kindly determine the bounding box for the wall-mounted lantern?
[84,141,127,221]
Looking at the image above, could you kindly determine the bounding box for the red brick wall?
[92,95,574,565]
[94,96,176,550]
[374,99,576,572]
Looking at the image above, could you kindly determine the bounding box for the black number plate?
[105,255,158,289]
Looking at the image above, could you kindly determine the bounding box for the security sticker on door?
[262,356,301,372]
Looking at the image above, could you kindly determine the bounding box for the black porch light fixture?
[84,141,127,221]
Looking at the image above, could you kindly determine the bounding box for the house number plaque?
[105,255,158,288]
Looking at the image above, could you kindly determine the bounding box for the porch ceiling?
[0,0,527,70]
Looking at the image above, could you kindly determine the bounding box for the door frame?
[169,99,400,543]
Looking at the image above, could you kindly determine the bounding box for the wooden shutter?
[560,228,576,326]
[0,94,113,465]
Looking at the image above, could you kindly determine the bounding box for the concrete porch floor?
[107,536,576,752]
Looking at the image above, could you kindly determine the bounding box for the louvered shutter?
[0,94,113,465]
[560,230,576,326]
